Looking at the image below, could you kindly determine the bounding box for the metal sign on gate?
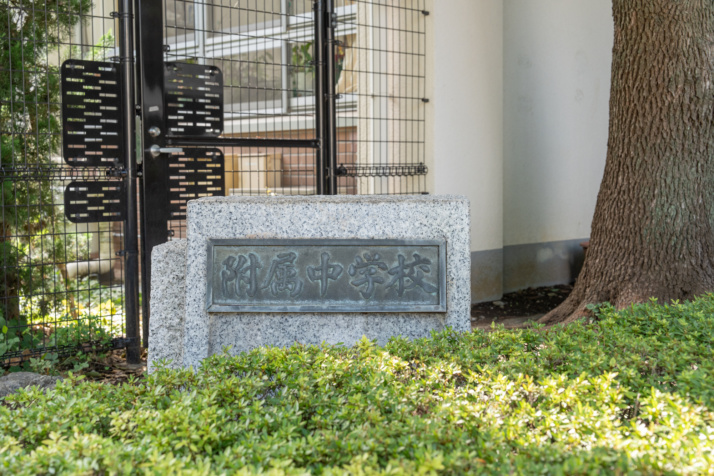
[167,148,225,221]
[165,63,224,137]
[61,60,124,167]
[60,59,127,224]
[64,181,126,223]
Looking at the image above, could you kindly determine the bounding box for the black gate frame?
[118,0,344,362]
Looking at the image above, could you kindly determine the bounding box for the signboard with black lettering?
[206,239,446,313]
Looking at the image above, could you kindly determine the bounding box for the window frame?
[163,0,357,121]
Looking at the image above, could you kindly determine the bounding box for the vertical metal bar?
[314,0,326,195]
[281,0,289,114]
[324,0,337,195]
[132,0,147,350]
[118,0,140,364]
[195,0,206,64]
[137,0,170,351]
[138,116,149,349]
[281,42,290,115]
[281,0,289,29]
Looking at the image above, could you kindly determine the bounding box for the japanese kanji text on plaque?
[206,239,446,312]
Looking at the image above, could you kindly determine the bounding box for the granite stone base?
[149,195,470,371]
[147,239,187,372]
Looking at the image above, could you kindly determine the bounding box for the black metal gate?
[1,0,428,366]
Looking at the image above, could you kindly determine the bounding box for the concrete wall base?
[470,238,587,303]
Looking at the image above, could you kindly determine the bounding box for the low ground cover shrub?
[1,296,713,474]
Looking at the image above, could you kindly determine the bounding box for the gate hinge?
[116,249,138,257]
[421,10,430,16]
[106,167,127,178]
[421,98,430,103]
[110,11,132,19]
[112,336,139,348]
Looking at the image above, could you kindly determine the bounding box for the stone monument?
[148,195,470,371]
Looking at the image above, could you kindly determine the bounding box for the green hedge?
[1,296,713,474]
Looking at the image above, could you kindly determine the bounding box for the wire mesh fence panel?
[159,0,428,232]
[161,0,322,240]
[1,0,127,366]
[334,0,428,195]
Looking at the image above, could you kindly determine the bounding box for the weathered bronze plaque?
[206,239,446,313]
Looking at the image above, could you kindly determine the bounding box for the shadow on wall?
[470,238,587,304]
[503,238,586,294]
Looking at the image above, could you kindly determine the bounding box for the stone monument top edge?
[188,194,470,206]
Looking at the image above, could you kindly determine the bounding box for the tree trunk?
[540,0,714,325]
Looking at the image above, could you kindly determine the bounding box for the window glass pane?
[290,34,354,100]
[210,48,284,112]
[164,0,195,41]
[206,0,282,39]
[288,0,313,15]
[335,34,356,93]
[290,41,314,98]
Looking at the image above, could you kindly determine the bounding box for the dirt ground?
[81,348,148,384]
[471,284,572,330]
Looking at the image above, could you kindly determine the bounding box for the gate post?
[314,1,326,195]
[324,0,338,195]
[315,0,338,195]
[118,0,141,364]
[136,0,170,352]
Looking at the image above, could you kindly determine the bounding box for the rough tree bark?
[540,0,714,325]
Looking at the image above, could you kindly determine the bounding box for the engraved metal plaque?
[207,239,446,313]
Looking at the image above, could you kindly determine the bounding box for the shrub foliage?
[1,296,713,474]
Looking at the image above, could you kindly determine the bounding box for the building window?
[163,0,357,117]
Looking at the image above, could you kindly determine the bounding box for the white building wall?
[426,1,613,300]
[502,0,612,292]
[504,0,612,246]
[428,0,505,301]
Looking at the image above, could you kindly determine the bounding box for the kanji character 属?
[262,252,304,297]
